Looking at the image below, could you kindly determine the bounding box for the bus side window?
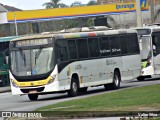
[57,46,68,63]
[120,36,130,55]
[153,36,160,55]
[130,34,140,54]
[68,40,78,60]
[152,37,157,56]
[110,36,121,56]
[99,37,110,57]
[77,38,89,59]
[88,38,100,58]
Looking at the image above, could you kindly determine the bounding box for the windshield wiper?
[20,49,26,67]
[35,48,42,65]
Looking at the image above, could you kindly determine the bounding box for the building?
[0,3,21,11]
[97,0,134,4]
[0,4,22,24]
[96,0,160,28]
[0,4,7,12]
[97,0,160,4]
[0,5,8,24]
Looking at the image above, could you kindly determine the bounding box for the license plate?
[29,90,37,94]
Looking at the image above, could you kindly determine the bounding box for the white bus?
[9,27,141,100]
[133,26,160,81]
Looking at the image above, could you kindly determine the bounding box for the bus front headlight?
[47,75,56,85]
[11,79,18,88]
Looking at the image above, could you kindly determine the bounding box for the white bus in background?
[133,26,160,81]
[9,27,141,101]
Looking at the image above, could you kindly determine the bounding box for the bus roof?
[0,36,20,42]
[11,34,54,42]
[11,29,137,42]
[57,29,137,39]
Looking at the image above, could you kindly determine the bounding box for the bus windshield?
[11,47,54,76]
[139,36,151,60]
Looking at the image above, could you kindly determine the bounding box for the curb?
[0,87,11,93]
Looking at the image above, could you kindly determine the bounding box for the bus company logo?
[27,71,31,75]
[1,112,43,118]
[116,3,134,10]
[2,112,12,117]
[140,0,147,8]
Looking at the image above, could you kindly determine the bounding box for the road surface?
[0,78,160,111]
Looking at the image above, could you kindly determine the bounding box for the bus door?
[152,33,160,74]
[139,35,154,75]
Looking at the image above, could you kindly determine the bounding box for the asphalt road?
[0,78,160,111]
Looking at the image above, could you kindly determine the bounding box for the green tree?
[154,9,160,21]
[43,0,68,9]
[70,1,83,7]
[87,0,97,6]
[106,15,117,28]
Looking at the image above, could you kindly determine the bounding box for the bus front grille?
[20,87,45,94]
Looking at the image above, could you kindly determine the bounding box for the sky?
[0,0,91,10]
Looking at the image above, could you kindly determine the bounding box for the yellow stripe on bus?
[13,76,51,87]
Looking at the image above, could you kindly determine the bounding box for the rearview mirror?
[5,56,9,64]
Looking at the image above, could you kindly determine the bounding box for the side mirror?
[5,56,9,64]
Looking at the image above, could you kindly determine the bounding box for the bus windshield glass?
[139,36,151,60]
[11,47,54,76]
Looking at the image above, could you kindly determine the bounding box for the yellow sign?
[7,2,148,23]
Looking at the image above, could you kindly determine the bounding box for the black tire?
[78,87,88,95]
[28,94,38,101]
[137,76,145,81]
[68,77,79,97]
[104,71,121,90]
[104,84,112,90]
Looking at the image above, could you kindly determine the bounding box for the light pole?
[136,0,143,27]
[14,13,18,36]
[150,0,154,23]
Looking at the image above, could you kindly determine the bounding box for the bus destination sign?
[16,38,51,47]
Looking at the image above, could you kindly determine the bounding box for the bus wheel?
[109,71,121,90]
[137,76,145,81]
[104,84,111,90]
[28,94,38,101]
[112,71,121,89]
[68,77,79,97]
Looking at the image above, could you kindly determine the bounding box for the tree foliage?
[70,1,83,7]
[87,0,97,6]
[154,9,160,21]
[43,0,68,9]
[42,0,116,29]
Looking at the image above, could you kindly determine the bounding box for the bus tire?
[68,77,79,97]
[104,84,111,90]
[137,76,145,81]
[105,71,121,90]
[28,94,38,101]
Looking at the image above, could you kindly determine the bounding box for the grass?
[36,84,160,118]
